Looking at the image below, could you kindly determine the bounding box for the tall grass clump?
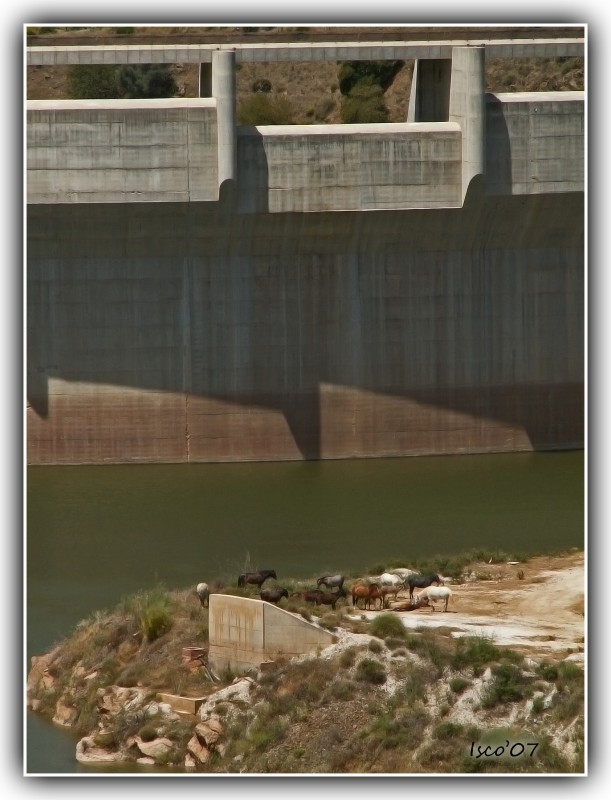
[124,584,174,642]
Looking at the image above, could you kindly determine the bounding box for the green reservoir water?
[26,450,584,773]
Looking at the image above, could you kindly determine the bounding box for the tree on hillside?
[67,64,177,100]
[117,64,178,98]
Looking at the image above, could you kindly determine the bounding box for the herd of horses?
[197,569,451,613]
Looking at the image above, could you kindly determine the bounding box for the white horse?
[196,582,209,608]
[379,572,405,587]
[416,585,453,612]
[390,567,417,580]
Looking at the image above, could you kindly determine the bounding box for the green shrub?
[319,613,339,631]
[356,658,387,685]
[341,84,388,124]
[252,78,272,93]
[433,721,464,739]
[238,94,294,125]
[128,585,174,642]
[451,635,505,669]
[339,647,358,668]
[537,662,559,681]
[338,60,403,95]
[368,639,384,654]
[139,725,158,742]
[370,613,406,640]
[449,676,471,694]
[93,731,117,748]
[368,707,430,750]
[68,65,119,99]
[117,64,177,99]
[481,664,532,708]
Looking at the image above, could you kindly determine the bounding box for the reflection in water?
[26,451,584,773]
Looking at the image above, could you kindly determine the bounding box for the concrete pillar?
[449,46,485,202]
[212,50,237,197]
[198,62,212,97]
[407,59,452,122]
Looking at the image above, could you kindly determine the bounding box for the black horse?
[238,569,277,589]
[407,573,443,599]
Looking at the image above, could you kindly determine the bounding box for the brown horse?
[351,582,384,610]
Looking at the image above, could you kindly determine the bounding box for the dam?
[26,37,585,464]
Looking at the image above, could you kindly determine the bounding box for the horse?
[390,596,430,612]
[408,574,443,599]
[316,588,347,610]
[260,587,289,604]
[380,584,403,607]
[416,585,453,612]
[351,582,384,610]
[378,572,405,588]
[291,590,325,604]
[196,582,209,608]
[291,588,346,609]
[317,574,345,591]
[237,569,277,589]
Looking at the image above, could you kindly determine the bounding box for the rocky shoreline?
[27,555,585,773]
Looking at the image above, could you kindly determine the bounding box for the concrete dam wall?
[26,46,584,464]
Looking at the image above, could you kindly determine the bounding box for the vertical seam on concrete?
[183,255,192,463]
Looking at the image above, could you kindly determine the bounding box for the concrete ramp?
[208,594,336,674]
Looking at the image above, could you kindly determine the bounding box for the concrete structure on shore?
[207,594,336,674]
[26,40,584,464]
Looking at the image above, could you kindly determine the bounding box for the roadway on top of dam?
[27,36,585,66]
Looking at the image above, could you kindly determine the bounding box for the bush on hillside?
[238,93,294,125]
[338,60,403,95]
[340,83,388,124]
[68,65,119,99]
[117,64,177,98]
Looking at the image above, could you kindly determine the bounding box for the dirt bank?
[377,550,585,661]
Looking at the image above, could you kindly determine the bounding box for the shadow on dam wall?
[26,183,584,463]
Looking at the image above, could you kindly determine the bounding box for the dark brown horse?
[238,569,277,589]
[316,588,347,610]
[291,588,346,609]
[260,587,289,604]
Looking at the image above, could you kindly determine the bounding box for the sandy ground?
[362,550,585,662]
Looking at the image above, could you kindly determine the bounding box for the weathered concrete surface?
[26,37,585,66]
[27,99,218,203]
[208,594,336,674]
[27,191,583,464]
[26,93,584,208]
[486,92,584,195]
[238,122,462,213]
